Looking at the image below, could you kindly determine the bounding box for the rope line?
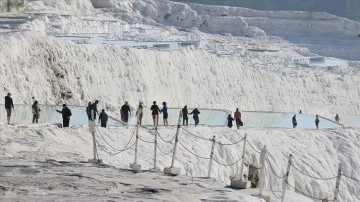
[265,167,283,199]
[138,136,155,144]
[95,125,136,152]
[266,159,286,179]
[178,141,211,159]
[213,155,243,167]
[157,131,176,143]
[247,140,261,153]
[342,174,360,182]
[216,137,245,146]
[156,142,174,155]
[180,127,212,141]
[286,182,334,201]
[96,138,136,156]
[290,163,337,180]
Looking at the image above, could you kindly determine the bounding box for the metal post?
[153,127,158,169]
[134,123,139,164]
[334,164,342,201]
[258,145,267,196]
[239,133,248,180]
[281,154,293,202]
[207,136,216,178]
[163,111,181,175]
[88,109,102,163]
[170,111,182,168]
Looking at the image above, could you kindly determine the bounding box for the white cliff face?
[0,0,359,201]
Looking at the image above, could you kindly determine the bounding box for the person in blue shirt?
[91,100,99,120]
[160,101,168,126]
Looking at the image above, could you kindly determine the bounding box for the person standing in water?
[4,93,14,125]
[335,114,340,123]
[292,115,297,128]
[315,115,320,129]
[150,101,161,127]
[189,108,201,126]
[161,102,168,126]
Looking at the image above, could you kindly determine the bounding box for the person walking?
[227,114,234,128]
[315,115,320,129]
[335,114,340,123]
[98,109,108,128]
[161,102,168,126]
[292,115,297,128]
[181,105,188,126]
[120,101,131,123]
[150,101,161,127]
[234,108,242,129]
[189,108,200,126]
[32,101,41,124]
[86,102,92,120]
[135,102,144,125]
[91,100,99,120]
[4,93,14,125]
[56,104,72,127]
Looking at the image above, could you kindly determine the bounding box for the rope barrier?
[342,174,360,182]
[178,141,211,159]
[215,137,245,146]
[213,155,243,167]
[95,138,136,156]
[95,125,136,152]
[138,136,155,144]
[180,127,212,141]
[290,163,337,180]
[266,159,286,179]
[286,181,334,201]
[264,167,283,199]
[156,142,174,155]
[247,140,261,153]
[157,131,176,144]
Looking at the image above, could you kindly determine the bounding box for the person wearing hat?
[56,104,72,127]
[4,93,14,125]
[150,101,161,127]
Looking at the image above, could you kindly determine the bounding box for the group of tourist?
[4,93,343,129]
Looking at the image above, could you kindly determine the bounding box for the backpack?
[101,112,108,122]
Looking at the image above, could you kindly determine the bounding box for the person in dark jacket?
[98,109,108,128]
[227,114,234,128]
[91,100,99,120]
[181,105,188,126]
[150,101,161,127]
[315,115,320,129]
[86,102,91,120]
[161,102,168,126]
[56,104,72,127]
[292,115,297,128]
[189,108,200,126]
[120,101,131,123]
[4,93,14,125]
[32,100,41,123]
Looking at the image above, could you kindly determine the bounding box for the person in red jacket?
[234,108,242,129]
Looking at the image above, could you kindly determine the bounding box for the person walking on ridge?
[150,101,161,127]
[182,105,188,126]
[292,115,297,128]
[161,101,168,126]
[32,101,41,124]
[227,114,234,128]
[335,114,340,123]
[315,115,320,129]
[234,108,242,129]
[86,102,91,120]
[99,109,108,128]
[120,101,131,123]
[91,100,99,120]
[56,104,72,127]
[4,93,14,125]
[135,102,144,125]
[189,108,200,126]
